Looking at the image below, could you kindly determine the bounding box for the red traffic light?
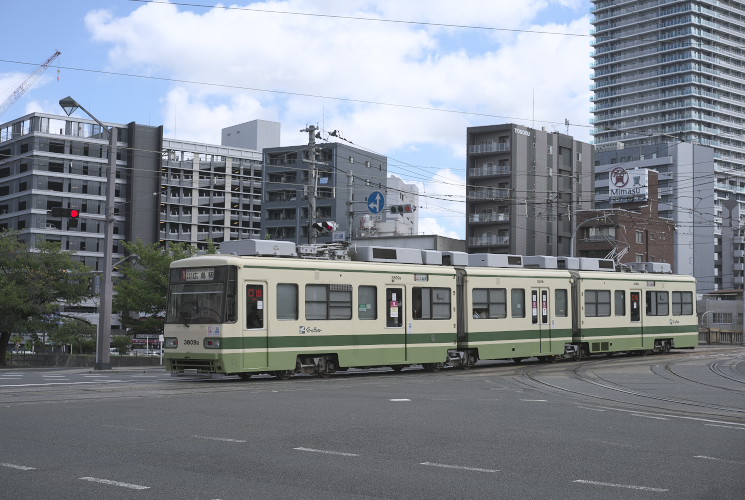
[50,207,80,218]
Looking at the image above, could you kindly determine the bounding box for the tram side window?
[585,290,611,317]
[672,291,693,316]
[511,289,525,318]
[555,289,568,317]
[305,284,352,320]
[358,285,377,320]
[472,288,507,319]
[614,290,626,316]
[246,284,264,328]
[646,291,669,316]
[277,283,298,320]
[413,287,451,320]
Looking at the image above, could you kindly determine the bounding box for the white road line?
[576,406,606,412]
[193,435,247,443]
[694,455,745,465]
[390,398,410,402]
[581,405,745,428]
[420,462,499,473]
[520,399,547,402]
[695,455,720,461]
[705,423,745,431]
[293,447,359,457]
[79,477,150,490]
[0,381,124,388]
[573,479,667,492]
[631,414,669,420]
[1,462,36,470]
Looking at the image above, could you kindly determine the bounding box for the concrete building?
[576,169,676,267]
[466,124,594,257]
[0,112,274,336]
[591,0,745,289]
[261,142,387,244]
[366,175,419,237]
[594,142,718,291]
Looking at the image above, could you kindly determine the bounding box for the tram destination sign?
[182,268,215,281]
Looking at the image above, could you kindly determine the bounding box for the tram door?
[386,287,406,361]
[244,282,268,368]
[630,290,642,348]
[531,288,551,353]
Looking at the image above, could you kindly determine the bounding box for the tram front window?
[167,283,225,324]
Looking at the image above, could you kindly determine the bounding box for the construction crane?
[0,50,61,118]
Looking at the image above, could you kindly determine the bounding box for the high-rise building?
[591,0,745,289]
[466,124,594,257]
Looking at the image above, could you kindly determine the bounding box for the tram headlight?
[203,338,221,349]
[164,337,178,348]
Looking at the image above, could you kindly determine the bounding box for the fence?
[698,329,744,346]
[5,352,163,368]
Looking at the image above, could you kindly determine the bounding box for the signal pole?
[302,125,318,244]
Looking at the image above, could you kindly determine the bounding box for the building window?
[635,230,644,244]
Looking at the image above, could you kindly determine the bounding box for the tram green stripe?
[464,329,573,342]
[579,325,696,338]
[218,332,456,350]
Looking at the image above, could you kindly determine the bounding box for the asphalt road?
[1,345,744,499]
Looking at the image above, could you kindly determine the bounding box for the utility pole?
[347,172,354,242]
[302,125,318,244]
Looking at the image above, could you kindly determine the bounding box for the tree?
[48,318,96,354]
[0,231,94,366]
[113,240,216,337]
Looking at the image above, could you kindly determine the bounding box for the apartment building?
[466,124,594,257]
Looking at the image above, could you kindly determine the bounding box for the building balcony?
[469,165,510,178]
[468,213,509,223]
[467,189,510,201]
[468,235,509,247]
[468,142,510,155]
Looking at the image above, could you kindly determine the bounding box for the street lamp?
[60,96,117,370]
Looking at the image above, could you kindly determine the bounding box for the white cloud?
[83,0,592,238]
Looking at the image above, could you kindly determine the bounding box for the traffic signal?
[312,221,338,232]
[50,207,80,228]
[390,204,415,215]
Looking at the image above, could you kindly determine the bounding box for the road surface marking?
[420,462,499,473]
[576,405,606,412]
[520,399,547,402]
[695,455,719,460]
[631,414,669,420]
[390,398,410,402]
[79,477,150,490]
[1,463,36,470]
[705,423,745,431]
[193,435,247,443]
[583,405,745,428]
[0,381,125,388]
[294,447,358,457]
[573,480,667,492]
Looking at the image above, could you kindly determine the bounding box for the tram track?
[517,351,745,421]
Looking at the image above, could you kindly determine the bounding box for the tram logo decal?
[299,326,322,335]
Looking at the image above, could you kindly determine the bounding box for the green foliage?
[49,318,96,354]
[111,334,131,355]
[113,240,216,336]
[0,231,94,365]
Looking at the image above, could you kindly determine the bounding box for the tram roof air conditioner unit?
[468,253,523,268]
[219,239,297,257]
[523,256,558,269]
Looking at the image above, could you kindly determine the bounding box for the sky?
[0,0,594,240]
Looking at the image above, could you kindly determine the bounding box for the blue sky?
[1,0,594,239]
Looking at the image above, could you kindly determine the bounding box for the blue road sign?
[368,191,385,214]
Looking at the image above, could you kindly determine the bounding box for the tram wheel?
[512,357,525,364]
[274,370,293,380]
[423,363,441,372]
[390,365,404,372]
[237,373,252,381]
